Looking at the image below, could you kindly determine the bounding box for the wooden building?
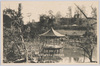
[39,27,65,62]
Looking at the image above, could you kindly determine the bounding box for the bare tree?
[68,6,72,18]
[74,4,97,62]
[91,5,97,18]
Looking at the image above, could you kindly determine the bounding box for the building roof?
[39,27,65,37]
[56,30,86,36]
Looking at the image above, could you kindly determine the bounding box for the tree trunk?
[89,48,94,62]
[19,27,28,63]
[83,51,85,62]
[89,51,93,62]
[89,57,92,62]
[25,49,28,63]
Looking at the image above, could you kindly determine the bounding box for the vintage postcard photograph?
[1,1,99,64]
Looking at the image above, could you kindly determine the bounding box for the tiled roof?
[56,30,86,36]
[39,28,65,37]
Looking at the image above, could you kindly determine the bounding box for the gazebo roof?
[39,27,65,37]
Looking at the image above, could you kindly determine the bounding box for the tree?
[39,14,49,33]
[68,6,72,18]
[55,11,61,24]
[91,5,97,18]
[3,3,28,63]
[73,4,97,62]
[11,3,29,63]
[75,23,97,62]
[3,8,22,62]
[69,24,97,62]
[48,10,55,27]
[3,8,18,28]
[55,11,62,18]
[25,22,37,39]
[39,12,55,34]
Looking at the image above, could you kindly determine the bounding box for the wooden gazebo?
[39,27,65,44]
[39,28,65,58]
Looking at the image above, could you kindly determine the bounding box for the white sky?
[1,1,98,24]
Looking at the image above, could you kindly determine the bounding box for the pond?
[22,42,97,63]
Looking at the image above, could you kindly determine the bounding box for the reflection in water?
[58,57,90,63]
[27,42,97,63]
[39,47,95,63]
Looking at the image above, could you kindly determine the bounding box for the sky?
[1,1,98,24]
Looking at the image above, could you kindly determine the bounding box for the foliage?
[3,4,25,62]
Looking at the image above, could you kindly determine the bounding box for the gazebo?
[39,27,65,45]
[39,27,65,62]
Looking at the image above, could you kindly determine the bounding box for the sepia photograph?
[1,1,99,64]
